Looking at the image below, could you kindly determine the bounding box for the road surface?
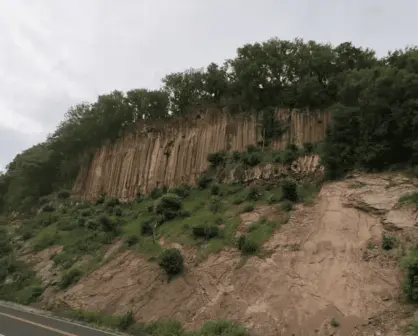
[0,303,119,336]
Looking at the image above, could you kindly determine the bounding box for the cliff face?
[72,108,331,200]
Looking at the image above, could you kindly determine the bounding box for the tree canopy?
[1,37,418,213]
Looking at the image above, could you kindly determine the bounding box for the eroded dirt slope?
[48,174,417,335]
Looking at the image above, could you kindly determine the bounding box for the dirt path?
[47,174,416,335]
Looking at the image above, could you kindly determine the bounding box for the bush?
[209,196,223,213]
[246,144,259,153]
[59,268,83,289]
[150,188,165,200]
[168,185,191,198]
[192,225,220,239]
[41,204,55,213]
[198,320,250,336]
[232,151,242,162]
[302,142,314,154]
[97,214,117,232]
[105,197,120,208]
[118,310,135,331]
[242,152,262,166]
[382,235,396,250]
[211,184,221,195]
[140,218,154,236]
[197,173,212,189]
[282,179,298,202]
[125,235,139,247]
[154,194,183,221]
[280,200,294,212]
[237,235,259,254]
[207,151,227,167]
[158,248,184,277]
[239,203,255,213]
[246,186,260,201]
[57,189,71,199]
[282,143,299,164]
[113,206,123,216]
[401,249,418,303]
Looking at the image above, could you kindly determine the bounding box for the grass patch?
[399,192,418,210]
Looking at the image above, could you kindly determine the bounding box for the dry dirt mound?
[47,173,417,335]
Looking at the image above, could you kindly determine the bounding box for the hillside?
[1,37,418,336]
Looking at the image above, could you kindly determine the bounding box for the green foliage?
[158,248,184,277]
[193,320,250,336]
[207,151,227,167]
[399,192,418,210]
[382,235,396,250]
[57,189,71,199]
[239,203,255,213]
[281,179,298,202]
[154,193,183,221]
[237,235,259,254]
[330,317,340,328]
[58,268,83,289]
[210,184,221,195]
[168,185,191,198]
[197,173,212,189]
[401,248,418,303]
[192,224,220,239]
[280,200,294,212]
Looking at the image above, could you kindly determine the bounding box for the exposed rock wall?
[73,108,331,200]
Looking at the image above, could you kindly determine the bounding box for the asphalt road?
[0,304,119,336]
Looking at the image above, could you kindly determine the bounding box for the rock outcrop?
[73,108,331,200]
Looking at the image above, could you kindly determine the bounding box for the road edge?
[0,300,128,335]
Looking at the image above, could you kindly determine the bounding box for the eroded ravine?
[45,174,417,335]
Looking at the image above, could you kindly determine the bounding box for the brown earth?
[43,173,417,335]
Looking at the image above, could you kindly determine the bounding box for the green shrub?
[247,222,260,232]
[246,144,259,153]
[150,188,165,200]
[197,173,212,189]
[401,249,418,302]
[105,197,120,208]
[178,209,191,218]
[239,203,255,213]
[246,186,260,201]
[80,209,91,217]
[125,235,139,247]
[97,214,117,232]
[232,196,244,205]
[158,248,184,277]
[168,185,191,198]
[86,219,99,230]
[282,179,298,202]
[237,235,259,254]
[280,200,294,212]
[302,142,314,154]
[211,184,221,195]
[59,268,83,289]
[209,196,223,213]
[207,151,227,167]
[113,206,123,216]
[242,152,262,166]
[118,310,135,330]
[41,204,55,213]
[198,320,250,336]
[141,218,154,236]
[192,225,220,239]
[282,143,299,164]
[57,189,71,199]
[232,151,242,162]
[382,234,396,250]
[154,194,183,221]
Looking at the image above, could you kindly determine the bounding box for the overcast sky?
[0,0,416,169]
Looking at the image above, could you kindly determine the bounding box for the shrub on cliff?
[58,268,83,289]
[207,151,227,167]
[197,173,212,189]
[192,224,220,239]
[158,248,184,277]
[281,179,298,202]
[154,193,183,221]
[237,235,259,255]
[57,189,71,199]
[401,248,418,303]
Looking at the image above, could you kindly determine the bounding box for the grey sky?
[0,0,416,169]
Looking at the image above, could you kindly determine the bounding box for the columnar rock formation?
[73,108,331,200]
